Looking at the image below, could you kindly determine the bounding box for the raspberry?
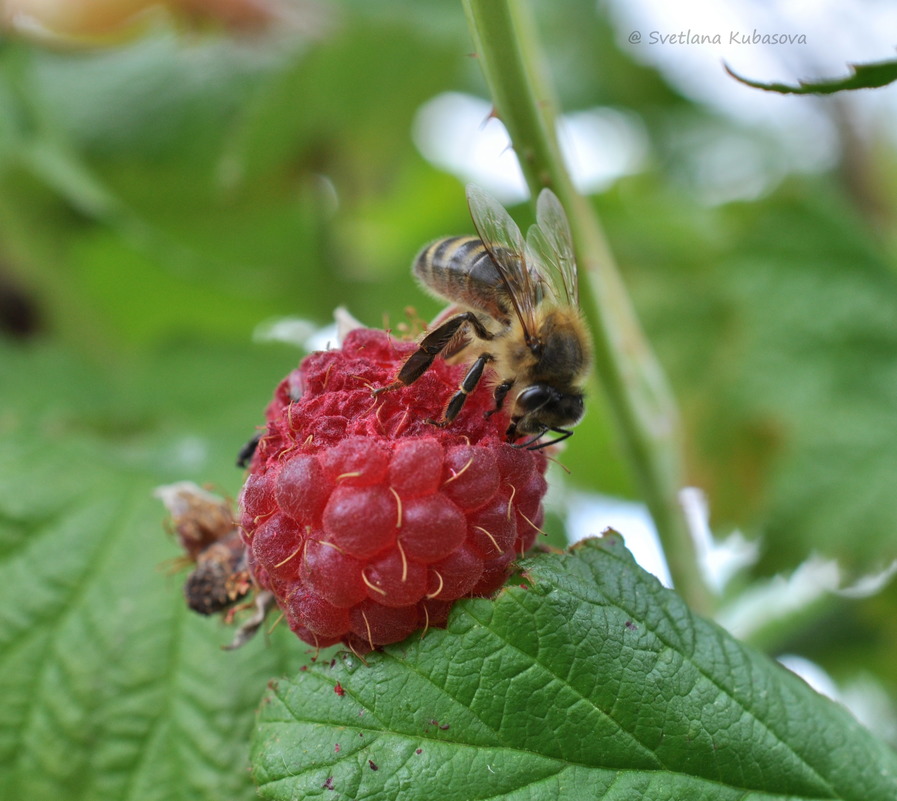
[239,328,548,653]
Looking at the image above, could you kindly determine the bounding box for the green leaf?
[253,536,897,800]
[0,341,303,801]
[725,56,897,94]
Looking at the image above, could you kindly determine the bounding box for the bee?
[378,184,592,449]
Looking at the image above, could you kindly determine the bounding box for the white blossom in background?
[680,486,759,594]
[252,307,363,352]
[779,655,897,745]
[564,490,673,586]
[412,91,647,204]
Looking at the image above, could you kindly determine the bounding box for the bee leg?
[484,379,514,418]
[506,420,544,448]
[510,426,575,450]
[445,352,494,422]
[530,427,574,450]
[426,352,494,428]
[376,312,492,393]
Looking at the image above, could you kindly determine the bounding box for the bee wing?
[525,188,579,307]
[466,184,541,344]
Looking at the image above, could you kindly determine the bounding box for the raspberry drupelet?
[239,328,548,653]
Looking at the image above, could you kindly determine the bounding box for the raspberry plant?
[3,1,897,801]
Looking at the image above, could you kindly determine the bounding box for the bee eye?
[516,385,553,413]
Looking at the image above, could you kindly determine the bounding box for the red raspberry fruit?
[239,328,548,653]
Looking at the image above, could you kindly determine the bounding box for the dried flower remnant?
[155,481,251,615]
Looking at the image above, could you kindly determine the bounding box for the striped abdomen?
[413,236,512,324]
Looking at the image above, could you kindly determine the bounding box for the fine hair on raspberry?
[239,328,548,653]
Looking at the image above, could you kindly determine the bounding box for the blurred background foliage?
[2,0,897,796]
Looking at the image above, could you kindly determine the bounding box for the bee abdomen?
[414,236,509,321]
[415,235,493,281]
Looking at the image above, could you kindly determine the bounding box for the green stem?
[463,0,714,615]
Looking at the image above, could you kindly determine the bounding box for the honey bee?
[379,184,592,449]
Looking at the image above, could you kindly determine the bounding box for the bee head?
[512,383,585,435]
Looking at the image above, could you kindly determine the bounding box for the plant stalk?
[463,0,714,615]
